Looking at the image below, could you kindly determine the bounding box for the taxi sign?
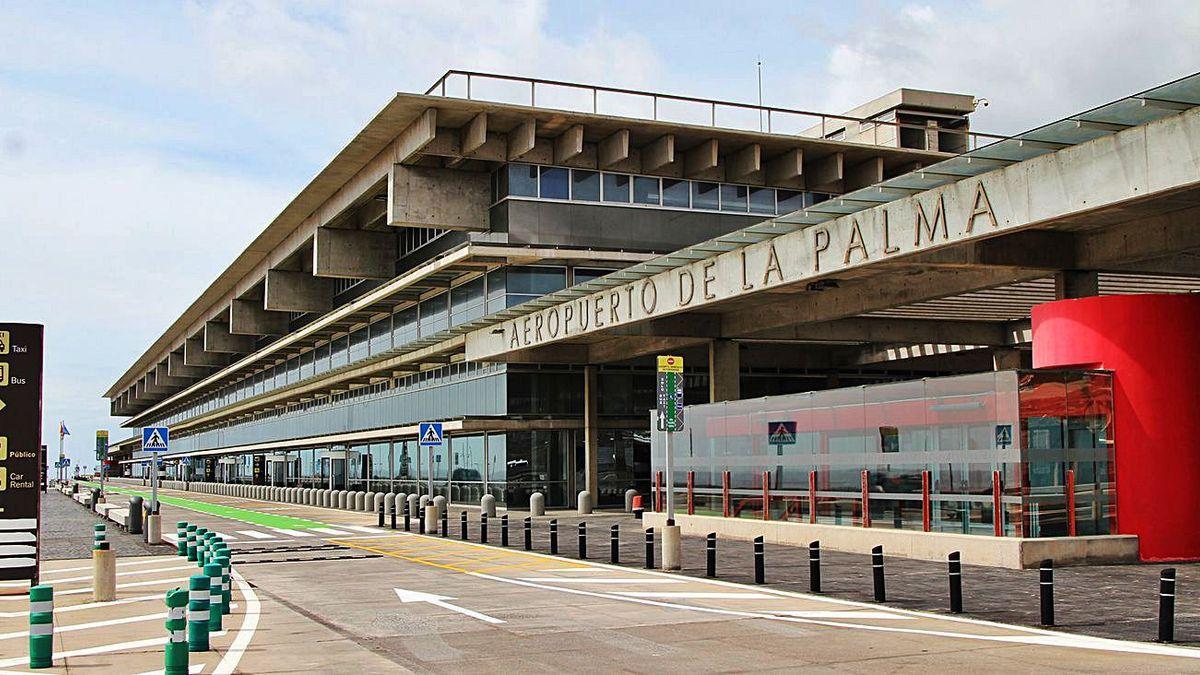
[656,355,683,373]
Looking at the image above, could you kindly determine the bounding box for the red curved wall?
[1032,294,1200,561]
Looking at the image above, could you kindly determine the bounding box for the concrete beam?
[740,316,1011,346]
[642,135,675,172]
[708,339,740,402]
[183,336,227,367]
[587,335,712,364]
[554,125,584,164]
[168,350,210,378]
[845,157,884,191]
[204,320,256,354]
[726,144,761,183]
[264,269,334,313]
[422,128,506,162]
[806,152,844,190]
[508,119,537,160]
[397,108,438,164]
[684,139,719,178]
[313,227,396,280]
[598,129,630,168]
[388,164,489,231]
[1055,270,1099,299]
[1075,204,1200,269]
[154,362,192,388]
[898,230,1076,270]
[141,373,176,396]
[461,113,488,156]
[843,343,990,367]
[766,148,804,188]
[229,298,290,336]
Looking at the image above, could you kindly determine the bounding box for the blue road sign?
[142,426,169,453]
[768,421,797,446]
[418,422,444,447]
[995,424,1013,449]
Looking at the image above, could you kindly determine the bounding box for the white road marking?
[772,610,914,620]
[1,577,189,599]
[42,564,195,585]
[41,557,182,576]
[213,532,236,541]
[539,567,610,573]
[134,663,206,674]
[340,525,384,534]
[269,529,313,538]
[236,530,277,540]
[519,577,684,585]
[614,591,781,599]
[394,587,504,625]
[309,528,350,536]
[0,610,167,640]
[0,594,163,618]
[212,568,259,675]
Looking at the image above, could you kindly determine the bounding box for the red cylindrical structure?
[921,470,931,532]
[722,470,730,518]
[992,470,1003,537]
[761,471,770,521]
[860,469,871,528]
[1066,468,1077,537]
[1033,294,1200,560]
[686,471,695,516]
[808,470,818,524]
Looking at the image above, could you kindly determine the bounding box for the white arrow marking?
[393,587,504,624]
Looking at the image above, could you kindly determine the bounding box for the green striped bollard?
[214,549,232,611]
[204,563,223,632]
[93,524,106,550]
[193,528,208,564]
[198,531,212,566]
[164,588,189,674]
[28,585,53,669]
[204,534,220,567]
[176,522,188,556]
[187,574,210,652]
[186,525,198,562]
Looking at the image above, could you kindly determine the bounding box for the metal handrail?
[424,69,1007,150]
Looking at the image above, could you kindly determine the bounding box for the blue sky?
[1,0,1198,470]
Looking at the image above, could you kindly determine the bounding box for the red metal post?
[992,470,1003,537]
[808,470,817,524]
[861,469,871,528]
[686,471,695,516]
[722,470,731,518]
[654,471,663,513]
[921,470,931,533]
[762,470,770,521]
[1066,468,1076,536]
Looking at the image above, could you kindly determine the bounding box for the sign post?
[142,426,169,513]
[418,422,444,499]
[0,323,45,585]
[656,355,684,571]
[95,430,108,494]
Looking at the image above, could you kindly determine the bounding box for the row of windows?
[492,163,830,215]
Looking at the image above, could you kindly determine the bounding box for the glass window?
[602,173,630,203]
[369,442,391,486]
[313,343,330,376]
[299,349,314,380]
[369,316,392,354]
[486,269,507,314]
[573,267,613,285]
[777,190,807,214]
[662,179,689,208]
[720,184,748,212]
[749,187,776,215]
[633,176,660,205]
[450,276,486,326]
[692,181,719,210]
[348,327,369,363]
[452,435,485,483]
[392,306,418,346]
[571,170,600,201]
[487,433,506,483]
[540,167,569,199]
[330,335,349,368]
[506,266,566,306]
[507,164,538,198]
[419,293,449,335]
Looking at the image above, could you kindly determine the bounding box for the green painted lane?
[83,482,328,530]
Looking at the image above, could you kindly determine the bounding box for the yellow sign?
[0,436,6,460]
[0,331,8,355]
[0,363,7,387]
[657,355,683,373]
[0,467,6,491]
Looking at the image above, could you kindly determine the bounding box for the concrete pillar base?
[424,505,440,534]
[93,549,117,602]
[661,525,682,571]
[577,490,593,515]
[146,514,162,545]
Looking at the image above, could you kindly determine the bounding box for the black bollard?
[1039,559,1054,626]
[610,524,620,564]
[389,505,397,530]
[549,519,558,554]
[645,528,655,569]
[578,522,587,559]
[378,502,385,528]
[524,517,532,551]
[706,533,717,578]
[1159,568,1177,643]
[809,541,821,593]
[441,508,448,538]
[948,551,963,613]
[418,506,425,534]
[754,536,765,584]
[501,514,509,547]
[480,513,488,544]
[460,511,468,540]
[872,545,886,602]
[404,500,411,532]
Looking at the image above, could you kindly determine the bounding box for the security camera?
[974,97,990,109]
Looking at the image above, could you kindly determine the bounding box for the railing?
[424,69,1008,151]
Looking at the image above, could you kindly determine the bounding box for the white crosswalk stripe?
[237,530,277,540]
[309,527,350,536]
[269,528,313,538]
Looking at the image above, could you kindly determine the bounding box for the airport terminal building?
[106,71,1200,561]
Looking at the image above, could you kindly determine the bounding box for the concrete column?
[424,505,439,534]
[992,348,1023,371]
[708,339,741,403]
[146,514,162,545]
[1055,270,1100,299]
[583,365,600,508]
[662,524,682,570]
[93,548,116,602]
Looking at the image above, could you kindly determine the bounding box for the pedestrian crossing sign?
[142,426,169,453]
[418,422,444,447]
[768,421,797,446]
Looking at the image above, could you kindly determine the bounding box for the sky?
[1,0,1198,471]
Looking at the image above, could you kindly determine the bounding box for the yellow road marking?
[328,535,587,576]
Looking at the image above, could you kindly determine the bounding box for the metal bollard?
[645,528,655,569]
[610,524,620,564]
[809,541,821,593]
[404,499,412,532]
[187,574,211,652]
[578,522,587,559]
[378,502,385,528]
[872,545,886,602]
[948,551,963,613]
[524,517,532,551]
[501,514,509,546]
[549,519,558,554]
[1039,559,1054,626]
[390,505,397,530]
[164,588,189,675]
[441,508,448,538]
[176,521,188,556]
[754,536,765,584]
[205,563,223,632]
[28,584,53,669]
[481,512,488,544]
[706,533,717,578]
[1159,568,1177,643]
[460,511,468,540]
[418,505,425,534]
